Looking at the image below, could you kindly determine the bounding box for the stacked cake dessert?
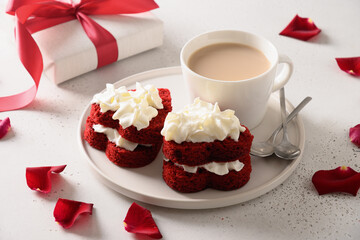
[161,98,253,192]
[84,83,253,193]
[84,83,172,168]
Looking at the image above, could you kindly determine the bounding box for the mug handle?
[272,54,293,92]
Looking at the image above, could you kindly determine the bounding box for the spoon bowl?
[250,140,274,157]
[274,140,301,160]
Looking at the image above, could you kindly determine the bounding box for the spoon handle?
[269,96,312,143]
[279,88,289,140]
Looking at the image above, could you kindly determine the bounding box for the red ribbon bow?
[0,0,158,112]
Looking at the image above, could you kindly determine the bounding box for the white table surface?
[1,0,360,239]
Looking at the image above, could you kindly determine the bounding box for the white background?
[1,0,360,239]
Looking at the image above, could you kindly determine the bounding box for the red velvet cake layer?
[162,127,253,166]
[84,116,162,168]
[162,155,252,193]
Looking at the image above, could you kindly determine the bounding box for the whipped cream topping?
[161,98,245,143]
[91,82,163,130]
[164,158,244,176]
[92,124,138,151]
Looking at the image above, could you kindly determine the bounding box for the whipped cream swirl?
[161,98,245,143]
[91,83,163,130]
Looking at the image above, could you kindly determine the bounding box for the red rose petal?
[336,57,360,76]
[54,198,93,229]
[0,117,11,139]
[312,166,360,195]
[280,14,321,41]
[349,124,360,147]
[26,165,66,193]
[124,202,162,239]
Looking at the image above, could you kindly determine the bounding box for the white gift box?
[32,12,163,84]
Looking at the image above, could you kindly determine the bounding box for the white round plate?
[78,66,305,209]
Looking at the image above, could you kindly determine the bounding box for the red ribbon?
[0,0,159,112]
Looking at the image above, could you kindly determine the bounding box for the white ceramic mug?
[180,30,293,129]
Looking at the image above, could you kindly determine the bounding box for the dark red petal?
[336,57,360,76]
[312,166,360,195]
[349,124,360,147]
[124,202,162,239]
[26,165,66,193]
[0,117,11,139]
[280,14,321,41]
[53,198,93,229]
